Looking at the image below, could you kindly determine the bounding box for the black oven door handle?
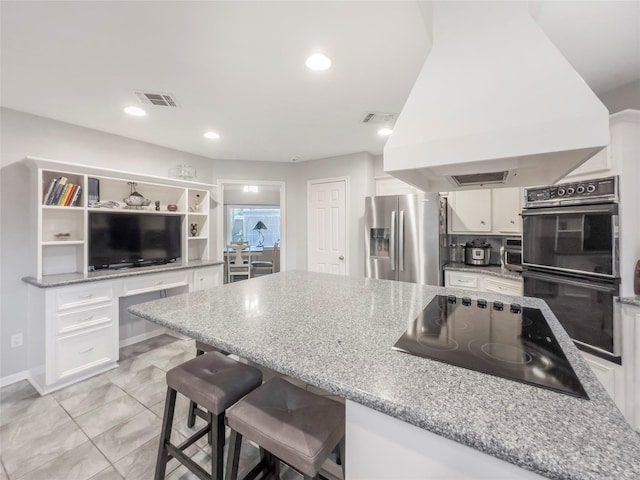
[521,204,618,216]
[522,270,619,294]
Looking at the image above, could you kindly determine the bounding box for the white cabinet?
[374,176,421,196]
[581,351,624,409]
[444,270,523,296]
[448,190,492,233]
[28,281,119,393]
[192,266,222,291]
[448,188,522,235]
[25,157,214,279]
[562,147,610,180]
[620,302,640,432]
[491,187,522,234]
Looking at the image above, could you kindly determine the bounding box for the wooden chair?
[251,242,280,277]
[226,244,252,283]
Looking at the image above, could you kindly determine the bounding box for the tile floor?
[0,334,343,480]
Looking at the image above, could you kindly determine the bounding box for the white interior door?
[308,178,348,275]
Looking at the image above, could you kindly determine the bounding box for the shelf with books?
[26,157,214,279]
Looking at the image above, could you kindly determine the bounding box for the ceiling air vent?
[361,112,397,124]
[134,91,179,107]
[450,171,509,187]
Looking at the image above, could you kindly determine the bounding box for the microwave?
[501,237,522,272]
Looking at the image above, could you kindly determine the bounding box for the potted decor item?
[123,182,150,208]
[190,224,198,237]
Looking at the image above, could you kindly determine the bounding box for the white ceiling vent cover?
[134,91,179,107]
[362,112,397,124]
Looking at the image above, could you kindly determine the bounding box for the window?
[226,206,280,247]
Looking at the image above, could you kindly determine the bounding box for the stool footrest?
[167,443,211,480]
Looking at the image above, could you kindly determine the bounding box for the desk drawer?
[53,323,116,381]
[482,277,523,296]
[445,271,479,289]
[56,304,113,335]
[55,283,113,311]
[122,271,189,296]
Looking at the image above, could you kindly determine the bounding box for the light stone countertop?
[619,296,640,307]
[443,262,523,281]
[22,259,224,288]
[128,270,640,480]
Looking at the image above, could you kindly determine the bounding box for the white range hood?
[384,1,610,191]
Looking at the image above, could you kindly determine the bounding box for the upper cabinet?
[25,157,214,279]
[448,189,492,233]
[448,187,522,235]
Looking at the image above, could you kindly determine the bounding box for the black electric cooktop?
[393,295,588,399]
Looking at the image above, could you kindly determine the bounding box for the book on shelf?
[69,185,82,206]
[51,177,68,205]
[43,178,59,205]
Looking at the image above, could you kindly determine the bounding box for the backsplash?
[446,235,514,265]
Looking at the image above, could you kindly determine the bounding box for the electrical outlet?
[10,333,23,348]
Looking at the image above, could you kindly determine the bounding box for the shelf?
[42,205,84,211]
[42,240,85,246]
[188,236,208,241]
[188,212,208,216]
[87,208,185,215]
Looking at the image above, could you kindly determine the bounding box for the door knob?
[339,256,345,260]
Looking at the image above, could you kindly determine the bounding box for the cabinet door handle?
[339,256,345,260]
[79,293,94,299]
[458,279,470,283]
[80,315,94,322]
[79,347,94,354]
[510,220,515,224]
[154,281,164,286]
[480,220,486,225]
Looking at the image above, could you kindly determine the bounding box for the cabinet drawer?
[56,304,113,334]
[122,271,189,296]
[445,271,479,289]
[55,283,113,311]
[53,323,116,381]
[192,267,220,291]
[482,277,523,296]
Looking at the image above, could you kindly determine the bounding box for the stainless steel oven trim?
[521,263,618,280]
[520,203,618,216]
[522,269,619,292]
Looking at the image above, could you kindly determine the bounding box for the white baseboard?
[0,370,30,388]
[119,328,167,348]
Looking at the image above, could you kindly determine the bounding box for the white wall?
[599,80,640,114]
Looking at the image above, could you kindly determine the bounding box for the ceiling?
[1,1,639,164]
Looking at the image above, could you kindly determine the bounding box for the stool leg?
[211,412,225,480]
[225,429,243,480]
[187,349,206,428]
[155,387,177,480]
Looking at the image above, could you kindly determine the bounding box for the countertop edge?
[22,260,224,288]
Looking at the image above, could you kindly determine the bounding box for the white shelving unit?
[25,156,214,279]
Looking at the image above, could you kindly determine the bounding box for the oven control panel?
[524,176,618,208]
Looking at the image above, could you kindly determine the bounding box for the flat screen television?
[89,212,182,270]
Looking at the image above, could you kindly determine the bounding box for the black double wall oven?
[522,176,620,363]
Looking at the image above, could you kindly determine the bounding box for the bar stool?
[155,351,262,480]
[225,377,345,480]
[187,340,230,428]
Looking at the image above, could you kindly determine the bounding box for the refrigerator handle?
[390,210,396,271]
[399,210,405,271]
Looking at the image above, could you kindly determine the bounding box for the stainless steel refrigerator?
[364,193,446,285]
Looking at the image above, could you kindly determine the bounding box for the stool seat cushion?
[167,351,262,415]
[226,377,345,477]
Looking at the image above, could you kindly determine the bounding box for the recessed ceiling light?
[378,127,393,136]
[204,131,220,140]
[124,106,146,117]
[306,53,331,71]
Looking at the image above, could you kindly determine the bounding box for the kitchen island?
[128,271,640,479]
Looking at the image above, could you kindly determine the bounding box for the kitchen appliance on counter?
[464,239,491,266]
[365,194,446,285]
[501,237,523,272]
[522,176,620,363]
[393,294,588,399]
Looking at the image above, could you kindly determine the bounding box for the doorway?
[216,180,286,279]
[307,177,349,275]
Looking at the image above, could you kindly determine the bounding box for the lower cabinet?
[27,264,223,394]
[581,351,625,411]
[444,270,523,296]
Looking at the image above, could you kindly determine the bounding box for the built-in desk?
[22,260,223,394]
